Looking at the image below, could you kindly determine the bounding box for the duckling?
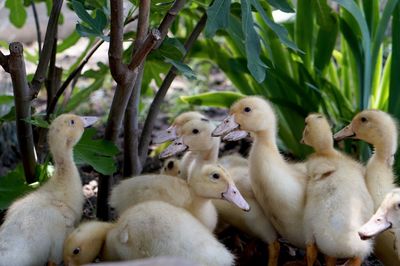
[358,188,400,259]
[160,116,280,265]
[110,164,250,231]
[64,201,235,266]
[334,110,400,265]
[0,114,97,266]
[160,158,181,176]
[213,96,308,249]
[153,111,206,144]
[302,114,373,266]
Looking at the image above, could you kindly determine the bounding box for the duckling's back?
[105,201,234,266]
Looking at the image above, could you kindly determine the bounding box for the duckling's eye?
[244,107,251,113]
[212,173,220,180]
[73,248,80,255]
[397,203,400,209]
[192,129,199,134]
[69,119,75,126]
[167,161,174,169]
[361,117,368,123]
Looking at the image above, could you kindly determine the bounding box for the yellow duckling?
[64,201,235,266]
[302,114,373,266]
[213,96,308,249]
[334,110,400,265]
[110,164,249,231]
[0,114,97,266]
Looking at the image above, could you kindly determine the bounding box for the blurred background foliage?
[1,0,400,209]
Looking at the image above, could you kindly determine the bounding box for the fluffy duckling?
[64,201,235,266]
[153,111,206,144]
[302,114,373,266]
[160,158,181,176]
[110,164,250,231]
[0,114,97,266]
[213,96,308,248]
[334,110,400,265]
[359,188,400,259]
[160,116,279,265]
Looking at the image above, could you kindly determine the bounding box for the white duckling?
[64,201,235,266]
[212,96,308,248]
[302,114,373,266]
[0,114,97,266]
[110,164,249,231]
[359,188,400,259]
[334,110,400,265]
[160,158,181,176]
[160,116,279,265]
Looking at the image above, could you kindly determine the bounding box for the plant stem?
[31,0,42,56]
[138,13,207,164]
[8,43,37,184]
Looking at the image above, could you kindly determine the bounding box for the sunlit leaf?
[180,91,245,108]
[5,0,27,28]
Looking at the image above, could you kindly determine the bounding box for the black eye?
[167,161,174,169]
[73,248,80,255]
[397,203,400,209]
[244,107,251,113]
[361,117,367,123]
[192,129,199,134]
[212,173,220,179]
[69,119,75,125]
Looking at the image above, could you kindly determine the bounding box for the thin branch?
[128,29,161,70]
[124,0,151,177]
[0,50,9,72]
[31,0,42,55]
[30,0,63,99]
[8,42,37,183]
[138,14,207,164]
[46,39,104,119]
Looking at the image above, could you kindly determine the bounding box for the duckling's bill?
[80,116,99,127]
[222,183,250,212]
[159,137,188,159]
[153,125,178,144]
[333,125,356,141]
[223,130,248,142]
[358,212,392,240]
[212,115,238,137]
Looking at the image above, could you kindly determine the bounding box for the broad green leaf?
[294,0,314,69]
[65,77,105,112]
[0,95,14,105]
[57,31,81,52]
[205,0,231,37]
[241,0,266,83]
[5,0,27,28]
[23,116,50,128]
[153,37,186,61]
[74,128,119,175]
[180,91,245,108]
[0,106,16,123]
[164,58,196,80]
[266,0,294,13]
[0,164,33,210]
[389,3,400,118]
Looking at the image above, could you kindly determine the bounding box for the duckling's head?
[153,111,206,144]
[358,188,400,240]
[301,113,333,152]
[159,119,216,158]
[48,114,97,153]
[160,158,181,177]
[334,110,398,149]
[188,164,250,211]
[63,221,113,266]
[213,96,276,137]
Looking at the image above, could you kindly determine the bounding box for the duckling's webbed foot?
[267,240,280,266]
[324,255,336,266]
[306,243,318,266]
[343,257,362,266]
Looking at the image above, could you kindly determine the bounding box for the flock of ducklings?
[1,96,400,266]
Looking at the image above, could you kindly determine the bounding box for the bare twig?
[124,0,150,177]
[138,14,207,164]
[30,0,63,99]
[0,50,9,72]
[31,0,42,55]
[8,42,37,183]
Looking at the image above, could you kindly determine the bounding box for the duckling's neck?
[192,137,220,163]
[373,139,397,167]
[313,146,337,157]
[51,146,78,180]
[253,130,279,153]
[187,192,216,231]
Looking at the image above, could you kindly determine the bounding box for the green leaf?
[0,95,14,105]
[57,31,81,53]
[23,116,50,128]
[241,0,266,83]
[164,58,196,80]
[5,0,27,28]
[205,0,231,37]
[0,106,16,123]
[65,76,105,112]
[154,37,186,61]
[74,128,119,175]
[180,91,245,108]
[389,3,400,117]
[266,0,294,13]
[0,164,33,210]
